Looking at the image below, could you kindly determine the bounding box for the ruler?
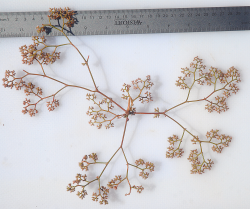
[0,6,250,37]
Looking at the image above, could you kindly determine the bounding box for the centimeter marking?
[0,6,250,37]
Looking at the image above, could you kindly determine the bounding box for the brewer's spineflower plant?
[2,8,241,205]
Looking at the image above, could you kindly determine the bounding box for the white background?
[1,0,250,208]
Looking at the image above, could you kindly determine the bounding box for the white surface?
[1,0,250,208]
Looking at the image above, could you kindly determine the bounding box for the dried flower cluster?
[2,7,241,205]
[166,129,232,174]
[187,149,214,174]
[176,56,240,113]
[66,152,155,204]
[166,134,184,158]
[121,75,154,104]
[37,7,77,34]
[86,93,118,129]
[135,158,155,179]
[78,153,98,171]
[19,36,61,66]
[92,186,109,205]
[2,69,61,116]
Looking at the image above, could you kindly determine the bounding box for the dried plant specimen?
[2,8,241,205]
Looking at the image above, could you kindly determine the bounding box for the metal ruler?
[0,6,250,37]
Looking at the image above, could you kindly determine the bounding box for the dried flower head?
[19,36,60,65]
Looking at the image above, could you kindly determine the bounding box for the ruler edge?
[1,5,250,15]
[1,6,250,37]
